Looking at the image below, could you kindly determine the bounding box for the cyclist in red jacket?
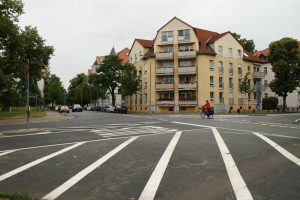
[201,100,212,117]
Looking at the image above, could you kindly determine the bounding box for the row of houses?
[88,17,300,113]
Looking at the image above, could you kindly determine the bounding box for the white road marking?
[211,127,253,200]
[139,131,182,200]
[42,136,138,200]
[252,132,300,166]
[0,131,51,138]
[0,142,84,182]
[0,150,16,157]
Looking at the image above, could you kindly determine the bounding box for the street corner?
[0,128,48,136]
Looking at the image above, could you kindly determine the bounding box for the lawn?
[0,107,46,120]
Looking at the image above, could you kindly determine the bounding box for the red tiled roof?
[253,48,270,57]
[117,47,130,64]
[193,28,219,44]
[136,39,154,48]
[243,50,265,63]
[144,48,155,58]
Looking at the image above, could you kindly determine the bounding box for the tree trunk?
[282,94,287,112]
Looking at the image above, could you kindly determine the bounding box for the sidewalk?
[0,111,75,125]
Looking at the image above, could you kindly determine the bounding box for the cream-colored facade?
[127,17,264,113]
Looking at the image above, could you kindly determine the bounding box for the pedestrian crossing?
[0,124,299,200]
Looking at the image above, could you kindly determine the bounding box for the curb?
[0,128,47,136]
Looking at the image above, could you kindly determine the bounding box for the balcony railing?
[229,98,234,105]
[177,35,191,42]
[178,66,196,74]
[155,83,174,91]
[178,83,197,90]
[255,83,265,92]
[177,50,196,59]
[178,100,197,105]
[156,67,174,75]
[253,71,265,79]
[156,100,175,105]
[155,52,173,60]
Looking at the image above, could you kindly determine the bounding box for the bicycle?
[199,108,214,119]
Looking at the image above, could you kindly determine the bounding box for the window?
[144,79,148,89]
[219,92,224,103]
[264,67,268,75]
[238,49,242,58]
[219,77,224,88]
[209,60,214,71]
[179,60,192,67]
[229,78,233,89]
[180,76,192,84]
[144,64,148,74]
[162,31,173,42]
[145,93,147,103]
[247,65,251,72]
[238,78,242,88]
[228,48,233,58]
[178,29,190,41]
[265,93,268,98]
[219,61,223,73]
[135,94,137,105]
[163,46,173,53]
[163,61,173,68]
[179,91,193,100]
[238,64,242,76]
[140,94,142,105]
[210,76,214,87]
[229,63,233,74]
[264,80,268,88]
[218,46,223,56]
[162,77,174,84]
[210,92,214,102]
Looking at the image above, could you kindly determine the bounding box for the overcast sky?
[19,0,300,89]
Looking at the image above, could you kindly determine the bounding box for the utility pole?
[26,59,30,129]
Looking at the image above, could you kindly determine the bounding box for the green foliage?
[268,37,300,112]
[88,73,107,102]
[0,192,33,200]
[97,55,123,106]
[120,63,140,97]
[232,32,255,53]
[67,73,90,106]
[239,72,253,95]
[262,97,278,110]
[45,74,64,108]
[0,0,54,107]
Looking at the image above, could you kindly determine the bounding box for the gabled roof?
[136,39,154,48]
[117,47,130,64]
[253,48,270,57]
[144,48,155,58]
[243,50,265,63]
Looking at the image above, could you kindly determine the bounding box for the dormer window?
[162,31,173,42]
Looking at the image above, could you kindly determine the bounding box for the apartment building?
[89,47,130,107]
[127,17,264,113]
[254,47,300,110]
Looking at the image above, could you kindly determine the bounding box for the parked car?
[106,106,115,113]
[115,106,127,114]
[58,105,70,113]
[72,104,83,112]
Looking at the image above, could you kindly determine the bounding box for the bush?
[0,192,33,200]
[262,97,278,110]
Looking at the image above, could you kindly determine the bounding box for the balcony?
[178,83,197,90]
[178,99,197,105]
[253,71,265,79]
[155,52,173,60]
[155,83,174,91]
[177,50,196,59]
[178,66,196,74]
[156,67,174,75]
[156,99,174,105]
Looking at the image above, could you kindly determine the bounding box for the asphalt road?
[0,111,299,200]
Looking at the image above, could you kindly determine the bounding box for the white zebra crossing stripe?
[252,132,300,166]
[139,131,182,200]
[212,127,253,200]
[0,142,85,182]
[42,136,138,200]
[0,150,16,157]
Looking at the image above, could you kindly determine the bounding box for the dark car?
[115,106,127,114]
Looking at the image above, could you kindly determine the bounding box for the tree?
[67,73,91,106]
[45,74,64,109]
[120,63,140,109]
[97,55,123,106]
[239,72,254,112]
[88,73,107,107]
[232,32,255,53]
[268,37,300,112]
